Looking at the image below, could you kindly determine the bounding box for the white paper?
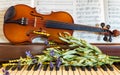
[105,0,120,29]
[73,0,105,43]
[34,0,104,43]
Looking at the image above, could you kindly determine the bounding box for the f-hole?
[30,11,43,20]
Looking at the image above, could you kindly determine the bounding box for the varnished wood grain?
[0,43,120,62]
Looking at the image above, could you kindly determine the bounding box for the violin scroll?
[113,30,120,37]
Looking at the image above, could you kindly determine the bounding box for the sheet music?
[73,0,106,43]
[34,0,106,43]
[75,0,104,25]
[34,0,74,16]
[34,0,104,24]
[105,0,120,29]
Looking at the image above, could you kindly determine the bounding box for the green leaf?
[62,50,77,55]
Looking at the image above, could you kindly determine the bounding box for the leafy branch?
[2,32,120,68]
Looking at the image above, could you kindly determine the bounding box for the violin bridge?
[34,17,37,27]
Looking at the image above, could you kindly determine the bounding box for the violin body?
[3,4,74,44]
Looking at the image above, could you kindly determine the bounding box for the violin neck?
[45,20,104,33]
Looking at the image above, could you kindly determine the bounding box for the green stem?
[109,56,120,59]
[113,59,120,62]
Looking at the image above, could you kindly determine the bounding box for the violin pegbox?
[100,23,120,42]
[100,23,112,42]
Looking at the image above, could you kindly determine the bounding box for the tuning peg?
[108,35,112,42]
[106,25,110,29]
[100,23,105,28]
[103,35,108,41]
[103,35,112,42]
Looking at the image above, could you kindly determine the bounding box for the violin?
[3,4,120,44]
[3,4,73,44]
